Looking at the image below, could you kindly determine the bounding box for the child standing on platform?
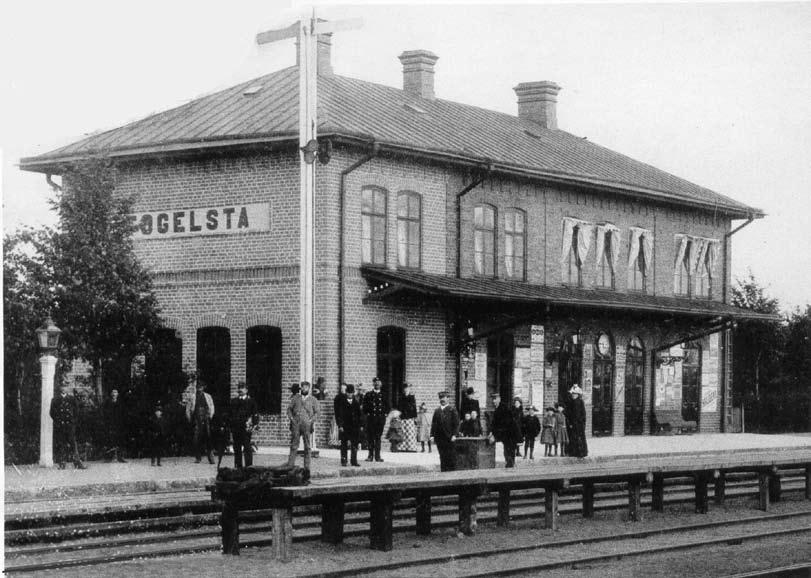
[417,402,432,452]
[554,403,569,456]
[386,410,403,452]
[522,406,542,460]
[541,407,557,457]
[147,404,168,467]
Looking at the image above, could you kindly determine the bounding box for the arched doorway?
[488,332,514,401]
[624,337,645,435]
[145,328,183,402]
[377,326,405,411]
[246,326,283,415]
[682,343,701,425]
[592,332,614,436]
[558,333,582,404]
[197,327,231,411]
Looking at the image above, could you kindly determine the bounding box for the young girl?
[417,402,432,452]
[540,407,556,457]
[554,403,569,457]
[386,409,403,452]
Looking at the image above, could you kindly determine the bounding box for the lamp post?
[36,316,61,467]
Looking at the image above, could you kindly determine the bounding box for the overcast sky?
[2,1,809,311]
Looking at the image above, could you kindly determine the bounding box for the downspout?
[46,174,62,193]
[453,163,493,408]
[338,142,379,386]
[721,213,754,432]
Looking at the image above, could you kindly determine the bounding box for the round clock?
[597,334,611,356]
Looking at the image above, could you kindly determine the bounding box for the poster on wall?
[702,386,719,412]
[474,351,487,381]
[514,348,532,405]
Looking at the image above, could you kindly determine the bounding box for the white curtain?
[576,222,593,265]
[607,226,621,272]
[674,234,689,268]
[595,226,606,271]
[597,224,620,272]
[628,227,642,268]
[706,239,720,275]
[690,237,708,274]
[641,232,653,273]
[561,217,577,264]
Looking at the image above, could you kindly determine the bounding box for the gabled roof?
[362,267,782,322]
[20,66,761,217]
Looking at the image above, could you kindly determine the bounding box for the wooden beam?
[221,502,240,555]
[582,481,595,518]
[272,506,293,562]
[458,490,479,536]
[757,471,770,512]
[544,486,559,531]
[769,473,782,503]
[628,478,642,522]
[651,474,664,512]
[415,493,432,535]
[714,472,726,505]
[694,473,709,514]
[370,496,395,551]
[806,465,811,500]
[497,489,511,527]
[321,501,345,544]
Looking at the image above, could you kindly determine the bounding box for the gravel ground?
[23,495,811,578]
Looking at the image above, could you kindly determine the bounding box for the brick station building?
[21,36,775,447]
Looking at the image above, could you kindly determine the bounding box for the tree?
[731,272,784,432]
[44,158,163,396]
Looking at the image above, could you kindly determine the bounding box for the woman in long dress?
[566,385,588,458]
[397,383,418,452]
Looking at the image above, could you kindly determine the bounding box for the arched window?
[145,328,183,402]
[397,192,421,269]
[504,208,526,280]
[197,327,231,411]
[592,332,614,436]
[624,337,645,435]
[377,326,405,410]
[361,187,387,265]
[246,326,282,414]
[473,204,496,277]
[681,343,701,424]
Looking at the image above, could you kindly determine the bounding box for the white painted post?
[39,354,56,467]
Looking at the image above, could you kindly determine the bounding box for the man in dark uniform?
[228,382,260,468]
[103,389,127,462]
[489,393,521,468]
[362,377,388,462]
[335,384,362,467]
[50,385,86,469]
[430,390,460,472]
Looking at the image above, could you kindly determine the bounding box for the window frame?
[629,235,647,293]
[396,191,422,270]
[504,208,526,281]
[674,238,692,297]
[361,187,387,266]
[597,231,615,290]
[695,250,712,299]
[565,224,583,287]
[473,204,497,278]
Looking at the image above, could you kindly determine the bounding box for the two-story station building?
[21,34,775,446]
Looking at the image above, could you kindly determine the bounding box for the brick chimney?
[296,33,333,76]
[398,50,439,100]
[514,81,561,129]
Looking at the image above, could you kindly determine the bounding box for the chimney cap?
[398,50,439,66]
[513,81,561,98]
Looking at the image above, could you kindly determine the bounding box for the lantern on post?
[37,316,61,467]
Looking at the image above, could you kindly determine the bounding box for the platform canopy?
[361,266,780,322]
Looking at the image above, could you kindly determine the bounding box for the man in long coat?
[50,385,86,469]
[228,383,259,468]
[489,393,521,468]
[565,384,588,458]
[335,383,362,467]
[103,389,127,462]
[186,381,215,464]
[362,377,389,462]
[430,390,460,472]
[287,381,320,470]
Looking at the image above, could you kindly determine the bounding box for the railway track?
[4,472,808,573]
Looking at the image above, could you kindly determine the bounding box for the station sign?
[129,203,270,239]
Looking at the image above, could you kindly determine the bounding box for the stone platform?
[5,433,809,506]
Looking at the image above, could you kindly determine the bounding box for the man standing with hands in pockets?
[287,381,320,471]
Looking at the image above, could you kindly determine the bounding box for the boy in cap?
[523,405,542,460]
[430,391,460,472]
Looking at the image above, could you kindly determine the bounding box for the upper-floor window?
[596,224,619,289]
[695,245,712,298]
[362,187,387,265]
[504,209,526,280]
[473,204,496,277]
[628,227,652,293]
[397,192,421,269]
[674,235,691,296]
[562,218,592,286]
